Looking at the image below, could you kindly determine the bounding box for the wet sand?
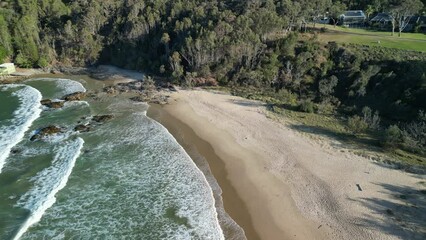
[148,105,254,240]
[147,97,328,240]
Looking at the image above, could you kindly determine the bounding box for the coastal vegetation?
[1,0,425,166]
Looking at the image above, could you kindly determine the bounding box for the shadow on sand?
[227,99,267,108]
[352,182,426,240]
[288,124,380,151]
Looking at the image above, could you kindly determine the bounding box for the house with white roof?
[340,10,367,27]
[0,63,16,75]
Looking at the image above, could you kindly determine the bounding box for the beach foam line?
[146,114,225,240]
[25,78,86,99]
[0,84,42,173]
[13,137,84,240]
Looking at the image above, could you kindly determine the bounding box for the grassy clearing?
[317,32,426,52]
[318,25,426,40]
[312,25,426,52]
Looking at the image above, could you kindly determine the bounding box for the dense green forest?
[0,0,425,159]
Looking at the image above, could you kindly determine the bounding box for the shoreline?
[147,89,426,240]
[5,70,425,239]
[147,93,329,240]
[147,104,252,240]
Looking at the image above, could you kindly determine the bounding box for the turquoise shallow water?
[0,78,224,239]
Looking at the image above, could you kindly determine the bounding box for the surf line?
[13,138,84,240]
[0,85,42,173]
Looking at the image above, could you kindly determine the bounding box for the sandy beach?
[148,89,426,240]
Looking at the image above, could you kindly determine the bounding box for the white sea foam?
[19,105,224,239]
[93,113,225,239]
[0,85,42,173]
[151,116,225,240]
[41,132,74,144]
[13,138,84,240]
[63,100,89,108]
[19,147,50,158]
[25,78,86,99]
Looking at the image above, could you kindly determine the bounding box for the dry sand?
[149,89,426,240]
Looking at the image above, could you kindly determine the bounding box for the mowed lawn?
[319,25,426,40]
[315,25,426,52]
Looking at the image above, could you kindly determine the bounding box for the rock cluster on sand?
[40,99,65,109]
[30,125,63,141]
[102,80,175,105]
[129,94,170,105]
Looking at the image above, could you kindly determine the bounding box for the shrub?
[298,99,315,113]
[0,46,8,62]
[15,52,33,68]
[401,114,426,151]
[318,75,338,98]
[142,76,156,91]
[316,101,336,114]
[191,77,218,86]
[276,89,298,106]
[37,57,49,68]
[384,125,402,148]
[347,115,368,134]
[362,106,381,130]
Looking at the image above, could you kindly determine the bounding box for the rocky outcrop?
[11,148,22,154]
[74,124,91,132]
[92,114,114,123]
[104,86,118,95]
[30,125,63,141]
[130,94,169,105]
[62,92,86,101]
[190,77,218,86]
[148,95,170,105]
[40,99,65,109]
[158,82,178,92]
[129,95,149,102]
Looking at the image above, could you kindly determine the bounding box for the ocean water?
[0,78,224,239]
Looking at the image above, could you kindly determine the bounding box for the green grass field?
[314,25,426,52]
[319,25,426,39]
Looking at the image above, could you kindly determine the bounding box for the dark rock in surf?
[40,99,65,109]
[30,125,63,141]
[74,124,91,132]
[40,99,51,105]
[92,114,114,123]
[11,148,22,154]
[62,92,86,101]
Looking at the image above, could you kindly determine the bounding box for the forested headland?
[1,0,425,165]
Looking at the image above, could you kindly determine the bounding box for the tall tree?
[388,0,424,36]
[329,1,346,27]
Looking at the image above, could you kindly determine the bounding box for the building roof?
[371,13,392,22]
[341,10,366,19]
[0,63,14,68]
[408,16,426,24]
